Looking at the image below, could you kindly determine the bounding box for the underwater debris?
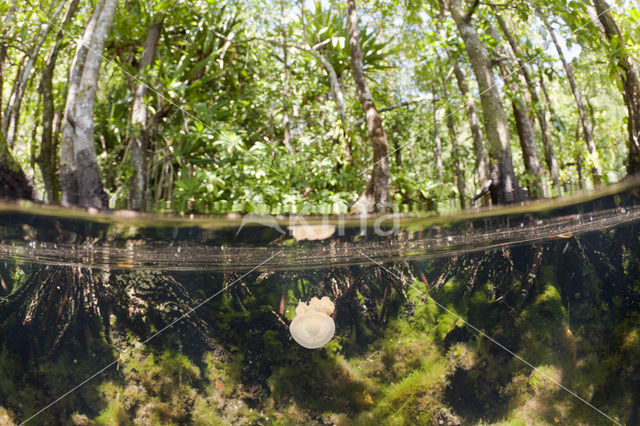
[289,297,335,349]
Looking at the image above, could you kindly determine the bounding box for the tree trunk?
[448,0,524,204]
[493,54,545,199]
[538,69,574,191]
[593,0,640,175]
[443,82,466,208]
[512,99,544,198]
[0,42,5,126]
[540,11,601,186]
[60,0,117,209]
[576,118,585,190]
[495,14,561,195]
[296,2,353,165]
[128,17,163,211]
[3,1,67,148]
[38,0,80,203]
[280,0,294,157]
[347,0,389,214]
[393,137,402,166]
[432,93,444,184]
[294,47,353,165]
[452,61,489,194]
[0,131,34,200]
[60,0,104,206]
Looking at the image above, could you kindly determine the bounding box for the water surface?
[1,180,639,424]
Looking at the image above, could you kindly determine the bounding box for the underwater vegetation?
[0,218,639,424]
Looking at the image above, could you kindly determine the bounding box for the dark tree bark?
[575,118,585,190]
[3,1,67,148]
[538,69,574,192]
[0,42,5,127]
[393,137,402,166]
[495,14,561,195]
[593,0,640,175]
[0,27,32,200]
[128,17,163,211]
[512,99,544,198]
[442,81,466,209]
[448,0,524,204]
[38,0,81,203]
[540,11,601,186]
[493,53,545,199]
[0,132,34,200]
[452,61,489,193]
[347,0,390,214]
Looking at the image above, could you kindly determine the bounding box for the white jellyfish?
[289,296,335,349]
[289,224,336,241]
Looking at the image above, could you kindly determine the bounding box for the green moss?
[94,398,128,425]
[373,354,450,424]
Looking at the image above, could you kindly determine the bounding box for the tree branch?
[353,96,431,127]
[465,0,480,21]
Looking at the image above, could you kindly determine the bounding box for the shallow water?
[1,180,640,424]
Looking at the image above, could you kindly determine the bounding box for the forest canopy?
[0,0,639,214]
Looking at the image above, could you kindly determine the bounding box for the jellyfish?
[289,224,336,241]
[289,296,335,349]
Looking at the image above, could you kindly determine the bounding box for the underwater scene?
[0,180,638,425]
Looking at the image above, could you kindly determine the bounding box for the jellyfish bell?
[290,311,335,349]
[289,224,336,241]
[289,296,335,349]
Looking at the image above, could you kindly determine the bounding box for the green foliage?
[1,0,635,210]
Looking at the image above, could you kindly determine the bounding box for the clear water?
[1,179,640,425]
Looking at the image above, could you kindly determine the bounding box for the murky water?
[1,180,640,424]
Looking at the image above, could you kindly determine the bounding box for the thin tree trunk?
[495,14,561,195]
[494,57,545,199]
[442,81,466,208]
[347,0,389,214]
[432,93,444,184]
[452,61,489,193]
[488,23,544,198]
[38,0,80,203]
[280,0,294,156]
[0,17,33,200]
[448,0,524,204]
[540,11,601,186]
[593,0,640,175]
[293,47,353,165]
[512,99,544,198]
[60,0,117,209]
[576,118,585,190]
[538,69,572,192]
[39,54,60,203]
[393,137,402,166]
[0,42,5,126]
[297,1,352,165]
[3,1,67,148]
[128,17,163,211]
